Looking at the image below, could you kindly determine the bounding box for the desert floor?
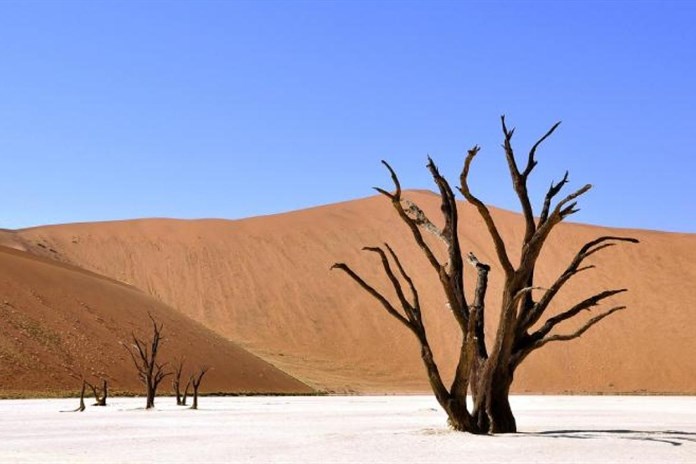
[1,395,694,463]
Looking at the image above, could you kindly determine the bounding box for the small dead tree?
[72,380,87,412]
[173,359,192,406]
[86,379,108,406]
[124,313,171,409]
[189,366,210,410]
[63,372,88,412]
[332,117,638,434]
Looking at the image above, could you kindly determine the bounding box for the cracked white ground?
[2,395,694,463]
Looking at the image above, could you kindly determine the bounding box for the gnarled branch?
[500,116,535,242]
[539,171,569,226]
[531,288,627,341]
[377,160,470,325]
[332,249,450,411]
[403,200,445,244]
[519,236,638,333]
[363,246,419,324]
[466,252,490,360]
[525,121,561,178]
[532,306,625,350]
[458,146,514,276]
[375,161,442,272]
[426,156,468,321]
[384,243,421,322]
[330,262,412,330]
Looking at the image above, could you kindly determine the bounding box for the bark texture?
[332,117,638,434]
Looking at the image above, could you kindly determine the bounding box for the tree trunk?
[190,385,199,410]
[182,380,190,406]
[488,387,516,433]
[75,381,86,412]
[443,376,515,434]
[146,381,155,409]
[471,370,516,434]
[189,367,209,410]
[443,396,480,433]
[98,379,108,406]
[175,388,182,406]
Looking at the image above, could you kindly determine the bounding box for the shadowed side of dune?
[0,245,313,396]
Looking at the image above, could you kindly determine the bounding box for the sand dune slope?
[0,245,312,396]
[6,191,696,393]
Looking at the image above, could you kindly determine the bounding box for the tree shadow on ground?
[519,429,696,447]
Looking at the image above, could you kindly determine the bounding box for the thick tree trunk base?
[447,406,516,434]
[489,396,516,433]
[146,391,155,409]
[447,378,517,434]
[470,379,517,434]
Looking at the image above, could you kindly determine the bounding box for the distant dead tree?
[72,380,87,412]
[123,314,171,409]
[86,379,108,406]
[189,366,210,410]
[62,372,88,412]
[332,117,638,434]
[173,358,192,406]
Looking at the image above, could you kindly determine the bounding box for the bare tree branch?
[363,246,419,324]
[402,200,445,244]
[426,157,469,322]
[331,262,412,329]
[500,115,536,242]
[532,306,625,350]
[373,160,401,199]
[332,255,450,414]
[519,236,639,332]
[384,243,421,322]
[459,146,514,276]
[531,289,627,341]
[538,171,569,226]
[376,160,471,326]
[524,121,561,178]
[375,161,443,272]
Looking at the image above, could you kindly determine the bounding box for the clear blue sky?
[1,0,694,232]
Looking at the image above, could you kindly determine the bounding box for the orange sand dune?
[0,245,312,396]
[5,191,695,394]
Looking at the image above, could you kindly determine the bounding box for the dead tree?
[173,359,192,406]
[62,372,88,412]
[72,380,87,412]
[86,379,108,406]
[332,117,638,434]
[189,366,210,410]
[124,314,171,409]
